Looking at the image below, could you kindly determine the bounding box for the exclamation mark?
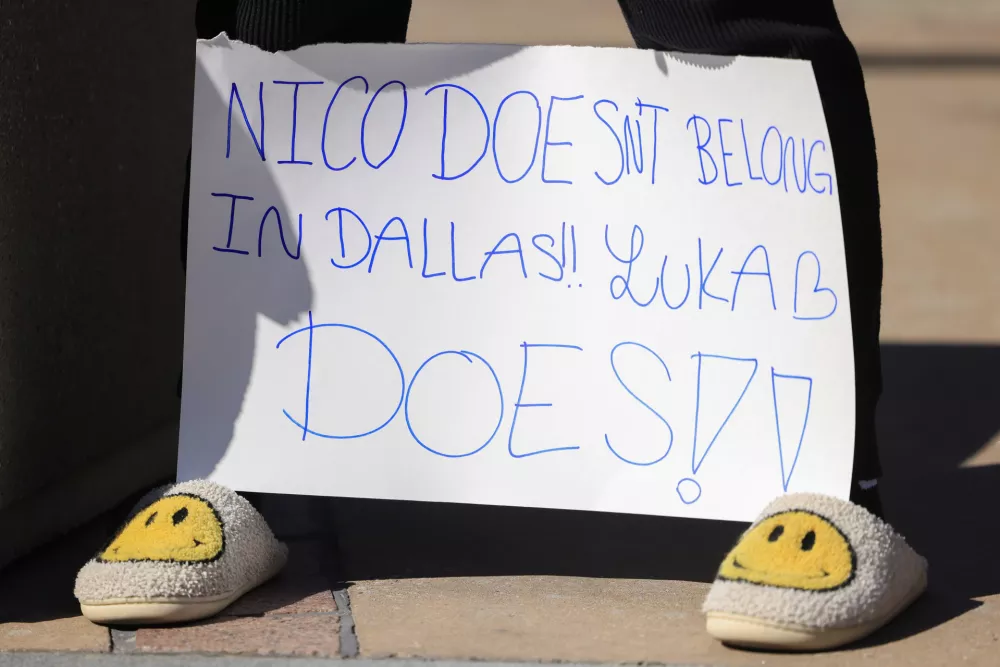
[571,224,582,288]
[571,224,578,274]
[676,353,758,505]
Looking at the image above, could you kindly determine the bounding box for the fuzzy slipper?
[75,480,288,625]
[703,492,927,651]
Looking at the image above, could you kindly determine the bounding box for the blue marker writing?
[605,342,674,466]
[275,313,405,441]
[508,343,583,457]
[405,350,504,458]
[541,94,584,185]
[326,206,371,269]
[686,114,717,185]
[531,233,564,282]
[321,75,368,171]
[227,81,265,161]
[623,114,643,176]
[361,80,408,169]
[257,205,303,259]
[717,118,742,187]
[697,238,729,308]
[659,255,691,310]
[480,232,527,279]
[783,136,808,194]
[793,250,838,320]
[730,245,776,311]
[426,83,489,181]
[606,225,659,307]
[771,368,813,492]
[450,221,476,282]
[807,140,833,195]
[211,192,253,255]
[592,99,624,185]
[740,119,763,182]
[274,80,322,165]
[368,216,413,273]
[760,126,783,186]
[421,218,446,279]
[635,98,668,185]
[677,353,758,504]
[492,90,542,183]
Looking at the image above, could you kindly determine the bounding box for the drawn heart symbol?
[793,251,838,321]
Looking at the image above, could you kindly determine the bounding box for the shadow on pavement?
[876,345,1000,597]
[857,587,981,650]
[2,343,998,642]
[839,343,1000,647]
[0,488,149,623]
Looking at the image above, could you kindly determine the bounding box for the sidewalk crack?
[333,587,360,658]
[109,627,136,654]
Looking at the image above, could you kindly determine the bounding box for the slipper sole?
[79,560,283,626]
[706,567,928,651]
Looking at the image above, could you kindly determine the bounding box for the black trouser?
[182,0,883,489]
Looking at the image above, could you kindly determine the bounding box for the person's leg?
[617,0,884,516]
[614,7,927,650]
[181,0,414,522]
[232,0,410,51]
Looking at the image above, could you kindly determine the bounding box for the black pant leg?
[616,0,884,485]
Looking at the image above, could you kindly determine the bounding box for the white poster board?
[180,36,856,522]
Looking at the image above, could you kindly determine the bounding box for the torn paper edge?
[196,31,749,72]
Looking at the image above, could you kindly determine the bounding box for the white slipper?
[703,492,927,651]
[74,480,287,625]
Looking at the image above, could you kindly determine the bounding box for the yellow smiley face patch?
[718,510,856,591]
[99,494,225,564]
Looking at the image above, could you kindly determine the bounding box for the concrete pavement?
[0,657,707,667]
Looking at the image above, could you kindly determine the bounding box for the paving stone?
[0,617,109,653]
[223,586,337,618]
[224,540,337,617]
[351,576,710,662]
[136,614,340,658]
[350,576,1000,666]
